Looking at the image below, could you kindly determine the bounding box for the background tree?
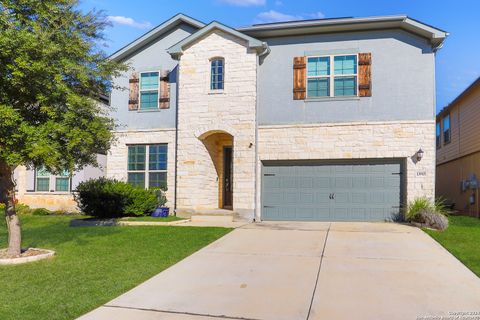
[0,0,126,256]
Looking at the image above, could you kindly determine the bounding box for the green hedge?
[74,178,163,218]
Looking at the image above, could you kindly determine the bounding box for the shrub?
[405,197,450,230]
[31,208,52,216]
[16,203,32,215]
[74,178,162,218]
[0,203,32,215]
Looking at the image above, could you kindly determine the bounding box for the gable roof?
[238,15,448,50]
[167,21,267,59]
[437,77,480,120]
[109,14,205,61]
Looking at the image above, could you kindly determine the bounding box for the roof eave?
[167,21,266,59]
[109,14,206,61]
[238,15,448,50]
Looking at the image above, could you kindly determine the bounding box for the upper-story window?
[140,72,159,110]
[436,122,441,149]
[443,114,451,144]
[210,58,224,90]
[307,54,357,98]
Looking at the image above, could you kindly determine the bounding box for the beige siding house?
[436,77,480,216]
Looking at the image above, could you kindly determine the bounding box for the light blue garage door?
[262,161,403,221]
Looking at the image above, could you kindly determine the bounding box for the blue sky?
[79,0,480,113]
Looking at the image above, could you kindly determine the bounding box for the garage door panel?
[263,192,283,205]
[370,177,386,188]
[262,161,402,221]
[280,207,297,219]
[333,192,349,203]
[263,176,281,188]
[314,177,331,188]
[352,176,368,188]
[351,192,367,204]
[296,207,316,220]
[298,177,314,188]
[315,192,331,205]
[279,176,296,189]
[334,177,351,188]
[299,192,314,204]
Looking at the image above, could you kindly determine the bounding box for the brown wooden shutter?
[128,72,139,110]
[159,70,170,109]
[293,56,306,100]
[358,53,372,97]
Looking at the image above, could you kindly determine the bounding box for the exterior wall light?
[416,148,424,162]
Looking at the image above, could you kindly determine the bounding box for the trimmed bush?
[405,197,450,230]
[74,178,161,218]
[32,208,52,216]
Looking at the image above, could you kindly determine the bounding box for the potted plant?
[151,187,169,217]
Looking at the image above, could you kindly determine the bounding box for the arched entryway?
[198,131,234,209]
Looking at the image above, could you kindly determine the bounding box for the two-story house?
[436,77,480,217]
[107,14,447,222]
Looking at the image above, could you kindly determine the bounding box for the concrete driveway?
[79,222,480,320]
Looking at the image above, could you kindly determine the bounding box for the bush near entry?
[74,178,163,218]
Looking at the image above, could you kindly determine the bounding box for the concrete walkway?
[79,222,480,320]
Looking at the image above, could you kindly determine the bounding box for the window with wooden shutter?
[159,70,170,109]
[293,56,306,100]
[358,53,372,97]
[128,72,139,110]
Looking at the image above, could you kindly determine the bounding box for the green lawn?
[424,216,480,277]
[0,215,231,320]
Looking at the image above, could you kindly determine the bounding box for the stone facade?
[15,166,78,211]
[106,129,176,207]
[176,30,257,220]
[256,120,435,219]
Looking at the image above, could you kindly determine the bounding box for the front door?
[223,146,233,209]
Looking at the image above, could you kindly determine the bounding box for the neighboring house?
[436,77,480,217]
[14,155,106,211]
[107,13,447,222]
[13,96,110,212]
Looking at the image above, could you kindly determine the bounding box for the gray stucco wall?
[110,23,198,130]
[257,29,436,125]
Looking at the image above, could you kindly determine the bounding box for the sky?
[79,0,480,113]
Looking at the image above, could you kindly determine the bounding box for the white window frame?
[139,71,160,110]
[210,57,225,91]
[127,144,168,189]
[306,53,359,98]
[35,168,71,193]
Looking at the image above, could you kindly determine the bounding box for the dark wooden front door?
[223,146,233,209]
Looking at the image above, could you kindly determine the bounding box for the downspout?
[254,42,270,222]
[173,54,181,216]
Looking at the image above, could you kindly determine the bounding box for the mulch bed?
[0,248,50,259]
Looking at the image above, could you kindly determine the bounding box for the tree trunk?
[0,161,21,257]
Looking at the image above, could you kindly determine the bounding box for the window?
[436,122,441,149]
[307,54,357,98]
[35,168,70,192]
[55,170,70,192]
[210,58,224,90]
[128,144,167,189]
[443,114,451,144]
[36,168,50,192]
[140,72,159,110]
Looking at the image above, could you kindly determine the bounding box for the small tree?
[0,0,126,256]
